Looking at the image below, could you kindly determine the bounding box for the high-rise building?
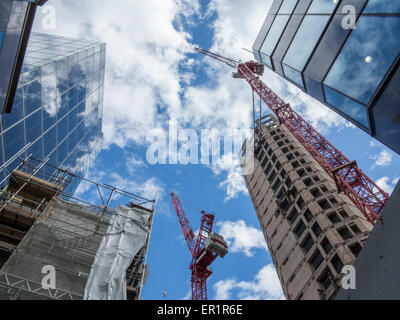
[0,157,155,300]
[0,0,48,114]
[252,0,400,154]
[239,114,373,300]
[0,33,105,193]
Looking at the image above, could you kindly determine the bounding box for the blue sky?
[32,0,400,300]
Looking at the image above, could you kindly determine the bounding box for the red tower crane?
[194,47,389,225]
[170,191,228,300]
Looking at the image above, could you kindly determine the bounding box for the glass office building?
[253,0,400,154]
[0,0,47,114]
[0,33,105,193]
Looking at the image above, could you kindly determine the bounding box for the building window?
[276,161,282,170]
[296,196,305,210]
[282,14,330,87]
[318,199,331,210]
[321,237,333,254]
[327,212,341,224]
[303,177,314,187]
[349,242,363,257]
[312,221,322,238]
[297,168,306,178]
[300,233,314,253]
[307,0,338,14]
[330,254,344,274]
[287,207,299,225]
[317,268,334,291]
[278,0,298,14]
[268,170,277,183]
[338,209,348,218]
[286,153,294,161]
[285,176,292,188]
[328,196,338,205]
[324,86,369,129]
[337,226,353,240]
[282,146,289,153]
[310,187,321,198]
[349,223,362,235]
[320,184,328,192]
[303,208,313,222]
[324,15,400,108]
[294,220,306,238]
[272,179,281,193]
[260,15,291,67]
[309,248,324,271]
[261,157,269,168]
[265,163,272,176]
[291,160,300,169]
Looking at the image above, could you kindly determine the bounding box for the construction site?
[0,0,399,303]
[0,156,155,300]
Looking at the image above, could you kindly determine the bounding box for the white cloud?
[217,220,267,257]
[372,149,393,167]
[376,176,400,195]
[34,0,200,148]
[213,264,285,300]
[219,167,248,201]
[33,0,359,202]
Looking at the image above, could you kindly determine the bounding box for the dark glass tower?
[252,0,400,154]
[0,0,47,114]
[0,33,105,193]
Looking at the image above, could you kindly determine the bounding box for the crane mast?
[170,192,228,300]
[194,47,389,225]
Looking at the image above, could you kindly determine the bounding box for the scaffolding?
[0,157,156,300]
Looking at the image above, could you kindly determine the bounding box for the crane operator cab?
[204,232,228,258]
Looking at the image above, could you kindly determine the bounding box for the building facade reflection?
[0,33,105,193]
[252,0,400,154]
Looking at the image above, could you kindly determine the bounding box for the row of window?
[259,0,400,130]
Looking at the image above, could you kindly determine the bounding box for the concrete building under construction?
[240,114,373,300]
[0,156,155,300]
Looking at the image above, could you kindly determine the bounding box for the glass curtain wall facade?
[252,0,400,154]
[0,0,47,113]
[0,33,105,193]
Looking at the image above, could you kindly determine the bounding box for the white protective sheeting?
[84,205,151,300]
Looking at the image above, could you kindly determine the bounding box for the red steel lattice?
[195,47,389,225]
[170,192,218,300]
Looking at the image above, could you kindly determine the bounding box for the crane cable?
[177,193,205,214]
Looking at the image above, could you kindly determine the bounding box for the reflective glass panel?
[0,31,5,50]
[364,0,400,13]
[260,15,290,67]
[324,86,369,128]
[25,109,42,143]
[3,121,24,162]
[324,16,400,104]
[3,87,23,130]
[283,15,329,85]
[307,0,338,14]
[278,0,298,14]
